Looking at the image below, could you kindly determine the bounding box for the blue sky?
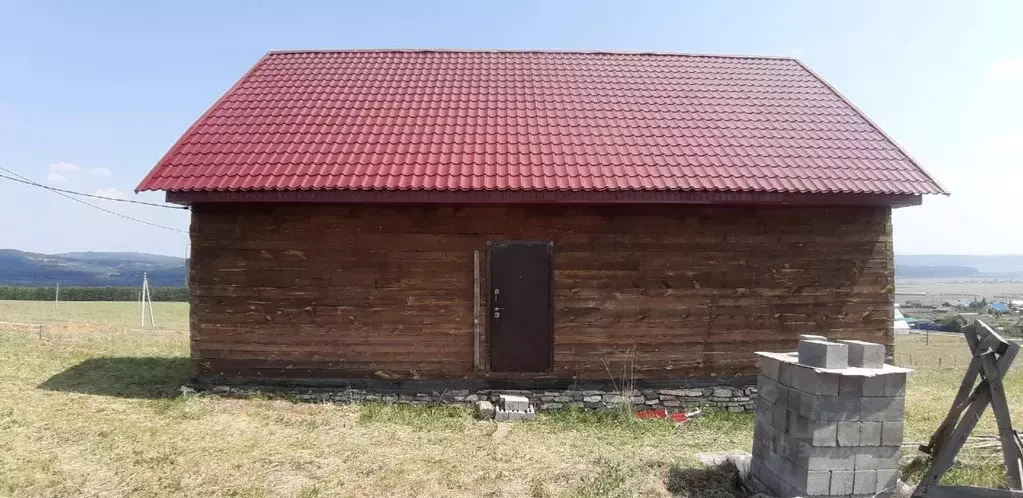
[1,0,1020,256]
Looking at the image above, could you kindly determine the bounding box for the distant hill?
[896,255,1023,279]
[0,250,185,287]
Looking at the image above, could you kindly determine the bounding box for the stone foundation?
[203,384,758,412]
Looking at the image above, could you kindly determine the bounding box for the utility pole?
[140,272,155,327]
[54,282,59,310]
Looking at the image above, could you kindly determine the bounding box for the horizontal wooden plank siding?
[189,204,893,381]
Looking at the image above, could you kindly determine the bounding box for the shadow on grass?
[38,356,190,399]
[666,461,746,498]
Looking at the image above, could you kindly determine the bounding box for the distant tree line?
[0,286,189,302]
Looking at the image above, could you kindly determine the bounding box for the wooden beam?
[921,355,982,455]
[980,343,1023,489]
[922,323,983,456]
[917,485,1023,498]
[916,321,1021,493]
[473,249,481,371]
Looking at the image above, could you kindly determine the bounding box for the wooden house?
[137,50,946,390]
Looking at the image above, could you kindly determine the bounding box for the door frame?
[485,240,555,372]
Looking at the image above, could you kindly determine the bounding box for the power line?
[0,167,188,234]
[0,168,186,210]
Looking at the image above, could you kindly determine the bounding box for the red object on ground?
[137,50,945,197]
[670,412,690,423]
[634,408,692,423]
[635,408,668,420]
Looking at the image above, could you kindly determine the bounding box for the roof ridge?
[264,48,799,61]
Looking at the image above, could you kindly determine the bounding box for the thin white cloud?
[47,172,69,183]
[89,167,112,177]
[988,56,1023,85]
[92,187,126,200]
[48,161,80,173]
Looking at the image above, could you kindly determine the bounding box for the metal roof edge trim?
[166,189,921,208]
[792,59,949,196]
[264,48,799,61]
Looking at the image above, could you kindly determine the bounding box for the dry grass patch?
[2,301,1022,496]
[0,301,754,497]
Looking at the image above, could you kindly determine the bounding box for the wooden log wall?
[189,203,894,382]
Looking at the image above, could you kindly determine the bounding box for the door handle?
[493,306,503,319]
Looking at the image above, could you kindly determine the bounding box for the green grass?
[0,300,1021,496]
[0,300,189,331]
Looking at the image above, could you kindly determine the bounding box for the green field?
[0,300,1021,497]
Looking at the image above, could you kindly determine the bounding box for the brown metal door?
[488,241,554,372]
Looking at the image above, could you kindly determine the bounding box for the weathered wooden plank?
[189,203,892,381]
[916,485,1023,498]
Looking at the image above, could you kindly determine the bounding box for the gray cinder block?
[860,421,882,446]
[839,339,886,369]
[788,415,837,446]
[792,446,855,471]
[811,421,838,447]
[494,406,536,422]
[814,395,862,422]
[881,421,905,447]
[830,469,855,495]
[853,469,877,495]
[776,384,790,410]
[855,446,900,470]
[499,394,530,411]
[885,372,907,396]
[791,366,840,396]
[838,375,862,397]
[759,356,781,381]
[759,377,781,405]
[797,340,849,369]
[862,375,887,397]
[819,373,841,396]
[786,412,809,437]
[877,468,900,494]
[779,361,795,386]
[861,396,905,422]
[786,387,805,415]
[887,397,906,422]
[803,470,832,496]
[837,421,860,447]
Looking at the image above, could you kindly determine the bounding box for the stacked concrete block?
[751,338,910,498]
[493,394,536,421]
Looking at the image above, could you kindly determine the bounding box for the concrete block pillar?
[751,338,911,498]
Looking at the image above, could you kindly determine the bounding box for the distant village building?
[893,308,911,335]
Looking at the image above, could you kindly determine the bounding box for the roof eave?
[164,189,923,208]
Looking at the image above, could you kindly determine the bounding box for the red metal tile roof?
[137,50,946,198]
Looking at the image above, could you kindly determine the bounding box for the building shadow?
[665,461,747,497]
[38,357,190,399]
